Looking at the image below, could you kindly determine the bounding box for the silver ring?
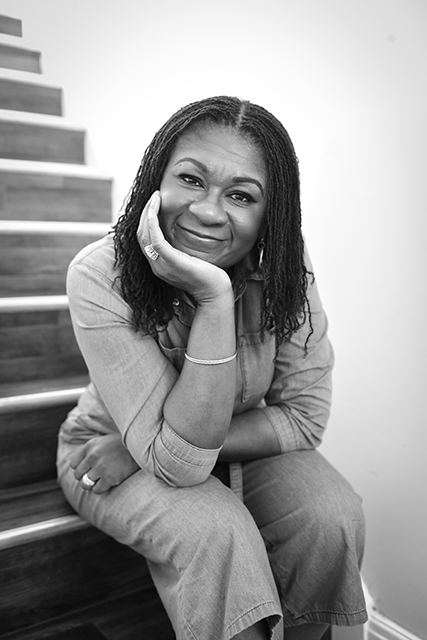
[81,472,96,488]
[144,244,159,261]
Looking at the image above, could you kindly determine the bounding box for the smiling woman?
[158,125,267,267]
[56,96,367,640]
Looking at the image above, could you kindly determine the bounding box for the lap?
[241,449,365,565]
[57,439,265,562]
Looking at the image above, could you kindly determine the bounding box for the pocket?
[157,338,186,372]
[238,331,275,403]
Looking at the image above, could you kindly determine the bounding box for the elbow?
[151,421,221,488]
[153,465,213,488]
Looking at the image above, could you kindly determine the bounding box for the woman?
[57,96,367,640]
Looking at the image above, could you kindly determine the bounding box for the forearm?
[218,408,282,462]
[163,290,237,450]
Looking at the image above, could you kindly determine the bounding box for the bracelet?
[184,352,237,365]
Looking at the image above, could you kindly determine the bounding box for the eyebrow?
[174,157,265,197]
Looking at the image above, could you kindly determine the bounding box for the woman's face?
[159,124,267,270]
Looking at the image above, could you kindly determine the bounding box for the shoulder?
[69,233,116,278]
[67,233,123,301]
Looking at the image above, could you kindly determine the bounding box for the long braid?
[113,96,312,346]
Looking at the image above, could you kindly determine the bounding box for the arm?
[219,249,334,462]
[67,194,237,487]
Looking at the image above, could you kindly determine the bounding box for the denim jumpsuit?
[57,234,368,639]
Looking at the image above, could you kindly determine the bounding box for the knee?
[174,482,263,563]
[302,479,366,566]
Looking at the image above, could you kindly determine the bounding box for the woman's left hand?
[70,433,140,494]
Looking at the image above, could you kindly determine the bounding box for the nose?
[188,192,228,225]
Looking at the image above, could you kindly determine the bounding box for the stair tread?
[0,157,113,178]
[0,107,83,131]
[0,479,77,534]
[0,375,89,399]
[0,589,175,640]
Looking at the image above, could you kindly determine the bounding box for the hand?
[70,433,140,494]
[137,191,232,304]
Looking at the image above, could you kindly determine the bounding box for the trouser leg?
[57,441,283,640]
[242,450,367,628]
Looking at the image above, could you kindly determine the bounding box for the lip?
[177,225,227,243]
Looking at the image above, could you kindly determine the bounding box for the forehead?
[168,124,266,179]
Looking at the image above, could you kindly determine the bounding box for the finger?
[74,458,95,480]
[146,192,165,247]
[69,445,86,470]
[137,191,160,248]
[92,479,112,494]
[80,470,101,491]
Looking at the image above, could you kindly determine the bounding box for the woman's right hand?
[136,192,232,305]
[70,433,140,494]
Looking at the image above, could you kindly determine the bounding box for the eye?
[228,191,254,205]
[180,174,203,187]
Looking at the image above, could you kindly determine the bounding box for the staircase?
[0,14,174,639]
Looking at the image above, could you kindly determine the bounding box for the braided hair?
[113,95,312,347]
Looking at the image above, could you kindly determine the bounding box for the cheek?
[233,213,265,246]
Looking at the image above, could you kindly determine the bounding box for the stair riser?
[0,171,112,222]
[0,233,104,295]
[0,15,22,37]
[0,79,62,116]
[0,122,85,164]
[0,309,87,385]
[0,402,76,489]
[0,43,41,73]
[0,527,152,634]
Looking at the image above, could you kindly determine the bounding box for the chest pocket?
[238,331,275,404]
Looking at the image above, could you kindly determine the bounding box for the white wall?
[2,0,426,636]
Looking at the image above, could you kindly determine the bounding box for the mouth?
[176,225,227,245]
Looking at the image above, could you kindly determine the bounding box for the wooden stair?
[0,14,174,640]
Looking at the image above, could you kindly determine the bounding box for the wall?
[2,0,426,636]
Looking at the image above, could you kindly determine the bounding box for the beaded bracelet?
[184,352,237,365]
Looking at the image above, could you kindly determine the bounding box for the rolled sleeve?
[151,422,221,487]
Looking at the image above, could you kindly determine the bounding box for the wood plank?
[0,374,88,399]
[0,43,41,74]
[0,121,85,164]
[0,169,112,222]
[0,308,87,385]
[0,232,103,295]
[0,480,76,533]
[0,526,154,633]
[0,590,174,640]
[0,15,22,37]
[0,78,62,115]
[0,401,76,489]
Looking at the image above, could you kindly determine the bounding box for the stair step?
[0,395,80,488]
[0,78,62,115]
[0,373,88,399]
[0,115,85,164]
[0,514,157,634]
[0,224,109,295]
[0,590,175,640]
[0,42,41,73]
[0,15,22,37]
[0,481,171,636]
[0,304,87,386]
[0,159,113,223]
[0,480,83,542]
